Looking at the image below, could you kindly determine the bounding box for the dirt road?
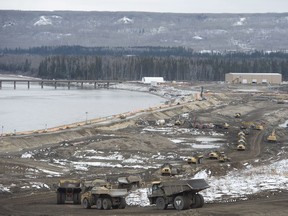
[0,190,288,216]
[0,83,287,215]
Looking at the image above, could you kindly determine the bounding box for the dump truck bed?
[161,179,209,196]
[91,187,128,197]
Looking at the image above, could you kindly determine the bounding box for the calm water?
[0,82,163,133]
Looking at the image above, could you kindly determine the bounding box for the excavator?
[267,129,277,142]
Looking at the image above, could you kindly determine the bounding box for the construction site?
[0,81,288,216]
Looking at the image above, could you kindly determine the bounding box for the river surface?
[0,82,163,133]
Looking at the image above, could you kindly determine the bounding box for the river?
[0,79,164,133]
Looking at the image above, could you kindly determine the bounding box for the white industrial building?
[225,73,282,84]
[141,77,165,84]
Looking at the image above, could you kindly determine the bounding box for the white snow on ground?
[187,143,221,149]
[279,120,288,128]
[38,168,62,177]
[21,152,34,158]
[34,16,52,26]
[233,17,246,26]
[0,184,10,193]
[195,137,224,142]
[126,188,150,206]
[126,159,288,206]
[194,159,288,202]
[30,182,50,189]
[193,36,203,40]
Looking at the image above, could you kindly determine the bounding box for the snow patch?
[193,35,203,40]
[279,120,288,128]
[126,188,150,206]
[21,152,34,159]
[117,16,134,24]
[233,17,246,26]
[34,16,52,26]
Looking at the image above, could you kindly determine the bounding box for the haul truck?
[148,179,209,211]
[81,179,127,210]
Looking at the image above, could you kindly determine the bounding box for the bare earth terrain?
[0,82,288,215]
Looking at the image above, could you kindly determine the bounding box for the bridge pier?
[54,81,57,89]
[68,81,71,90]
[28,81,30,89]
[14,81,16,89]
[0,81,2,89]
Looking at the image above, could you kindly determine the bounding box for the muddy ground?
[0,82,288,215]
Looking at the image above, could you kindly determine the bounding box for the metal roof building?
[225,73,282,84]
[141,77,165,84]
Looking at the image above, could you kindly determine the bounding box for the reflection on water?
[0,83,163,133]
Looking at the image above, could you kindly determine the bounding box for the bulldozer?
[161,163,180,176]
[187,154,204,164]
[237,143,246,151]
[234,113,241,118]
[208,151,220,159]
[218,152,231,162]
[56,179,82,204]
[267,130,277,142]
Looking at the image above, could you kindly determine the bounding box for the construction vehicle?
[117,175,142,191]
[187,154,204,164]
[161,163,180,176]
[218,152,230,162]
[56,179,82,204]
[238,131,245,137]
[214,123,229,129]
[267,130,277,142]
[208,151,220,159]
[238,138,246,144]
[81,179,127,210]
[234,113,241,118]
[237,143,246,151]
[147,179,209,211]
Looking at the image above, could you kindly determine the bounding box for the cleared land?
[0,82,288,215]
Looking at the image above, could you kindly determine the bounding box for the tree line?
[0,46,288,81]
[38,54,288,81]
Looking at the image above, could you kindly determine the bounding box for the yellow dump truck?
[81,179,127,210]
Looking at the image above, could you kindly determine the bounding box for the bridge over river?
[0,79,123,89]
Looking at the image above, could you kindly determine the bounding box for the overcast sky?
[0,0,287,13]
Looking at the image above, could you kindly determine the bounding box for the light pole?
[85,112,88,124]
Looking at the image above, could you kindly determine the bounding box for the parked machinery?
[237,143,246,151]
[56,179,82,204]
[187,154,204,164]
[160,163,180,176]
[81,179,127,210]
[267,129,277,142]
[148,179,209,211]
[234,113,241,118]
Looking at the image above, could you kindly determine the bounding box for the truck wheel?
[73,193,80,204]
[174,195,188,210]
[118,197,126,209]
[57,192,63,204]
[197,194,205,208]
[102,198,112,210]
[191,194,203,208]
[82,198,91,209]
[156,197,167,210]
[96,198,103,209]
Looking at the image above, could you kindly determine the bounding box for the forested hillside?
[1,46,288,81]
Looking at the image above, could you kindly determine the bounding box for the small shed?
[141,77,165,84]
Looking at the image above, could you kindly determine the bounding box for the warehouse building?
[225,73,282,84]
